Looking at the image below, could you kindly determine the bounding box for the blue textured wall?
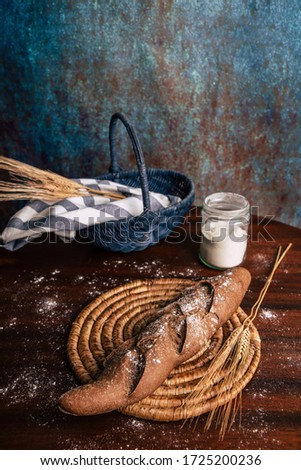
[0,0,300,228]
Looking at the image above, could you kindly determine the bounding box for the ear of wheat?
[185,243,292,439]
[0,156,125,201]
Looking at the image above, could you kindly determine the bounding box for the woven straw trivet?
[67,278,261,421]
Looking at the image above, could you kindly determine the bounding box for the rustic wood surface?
[0,208,300,450]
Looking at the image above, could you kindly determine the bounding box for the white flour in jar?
[200,219,248,269]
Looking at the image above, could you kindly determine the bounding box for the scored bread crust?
[59,267,251,416]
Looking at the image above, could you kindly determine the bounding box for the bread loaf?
[59,267,251,416]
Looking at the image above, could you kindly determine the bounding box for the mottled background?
[0,0,300,229]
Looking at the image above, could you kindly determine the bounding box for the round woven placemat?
[67,278,261,421]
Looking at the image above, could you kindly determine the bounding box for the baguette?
[59,267,251,416]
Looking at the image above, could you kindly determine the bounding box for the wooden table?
[0,208,300,450]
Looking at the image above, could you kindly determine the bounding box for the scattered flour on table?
[51,269,61,275]
[258,308,293,331]
[6,317,18,327]
[37,298,58,314]
[32,275,46,284]
[58,418,193,450]
[0,266,138,429]
[260,308,277,320]
[250,252,272,268]
[1,366,65,404]
[57,409,283,450]
[98,258,201,279]
[234,409,282,449]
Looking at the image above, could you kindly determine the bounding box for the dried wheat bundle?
[0,156,125,201]
[185,243,292,439]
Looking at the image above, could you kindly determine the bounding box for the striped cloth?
[0,179,181,251]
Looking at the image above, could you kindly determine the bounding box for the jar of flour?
[199,192,250,270]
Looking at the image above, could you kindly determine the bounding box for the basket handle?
[109,112,151,211]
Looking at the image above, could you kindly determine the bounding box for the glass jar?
[199,192,250,270]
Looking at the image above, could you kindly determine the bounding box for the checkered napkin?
[0,179,181,251]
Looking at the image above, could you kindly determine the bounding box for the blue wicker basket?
[86,113,195,252]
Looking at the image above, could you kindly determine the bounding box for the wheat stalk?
[0,156,125,201]
[185,243,292,439]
